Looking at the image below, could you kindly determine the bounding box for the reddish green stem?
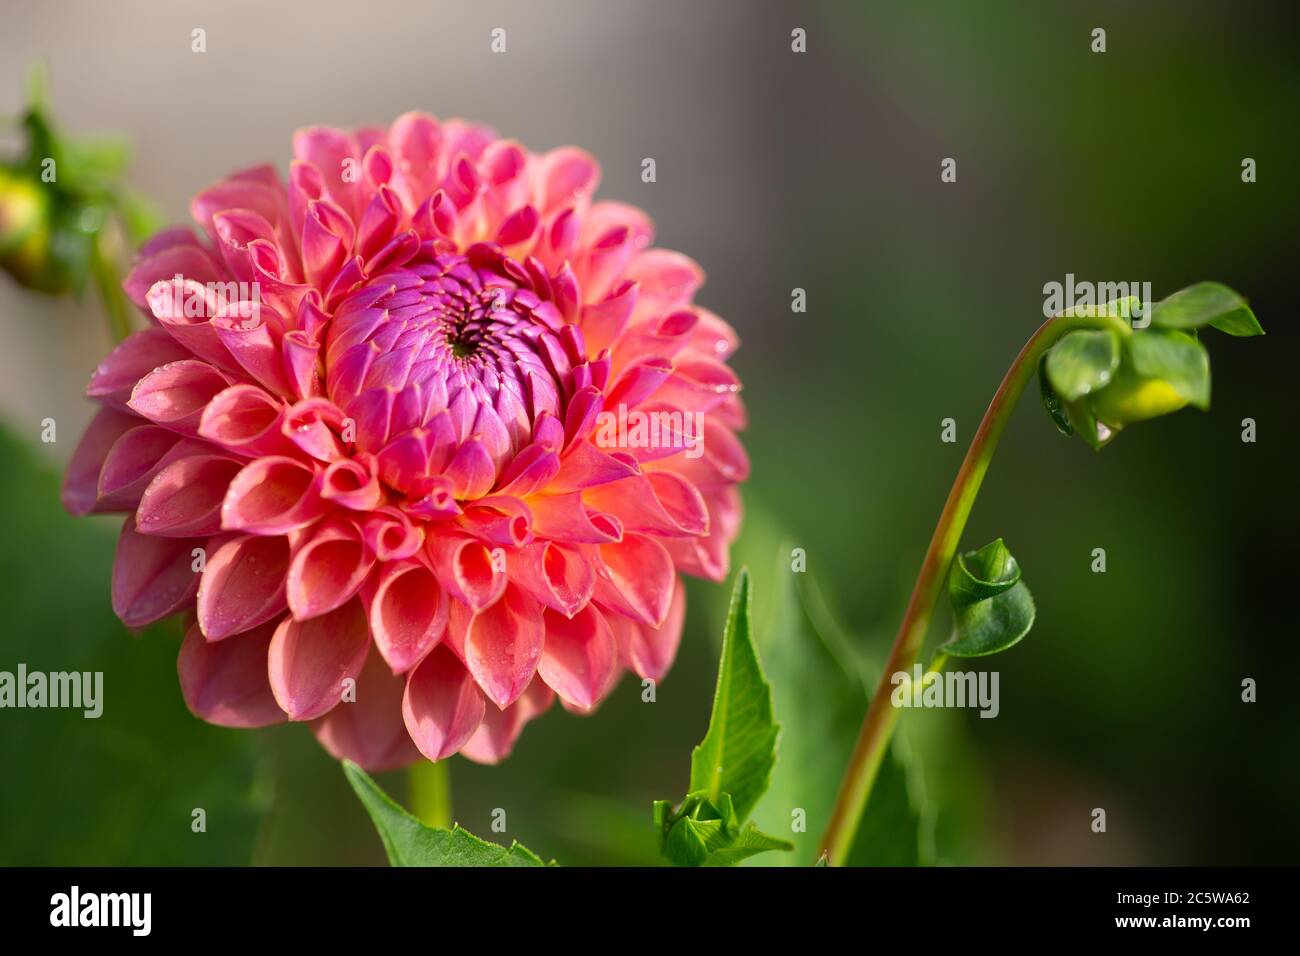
[818,311,1130,865]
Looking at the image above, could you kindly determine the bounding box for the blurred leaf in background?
[0,425,264,865]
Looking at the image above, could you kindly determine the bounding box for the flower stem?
[90,232,132,344]
[409,760,453,830]
[818,310,1130,865]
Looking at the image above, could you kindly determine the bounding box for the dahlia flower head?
[62,113,747,769]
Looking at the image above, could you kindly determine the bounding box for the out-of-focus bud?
[1,65,160,301]
[1087,357,1191,428]
[0,165,54,288]
[1039,284,1262,449]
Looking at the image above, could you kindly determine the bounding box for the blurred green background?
[1,0,1296,866]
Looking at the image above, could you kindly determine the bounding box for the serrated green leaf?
[702,824,795,866]
[941,540,1036,658]
[689,569,780,823]
[662,815,719,867]
[1038,355,1073,437]
[1045,329,1121,402]
[344,761,552,867]
[1127,328,1211,410]
[1151,281,1263,336]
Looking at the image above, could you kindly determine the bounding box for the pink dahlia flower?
[62,114,747,768]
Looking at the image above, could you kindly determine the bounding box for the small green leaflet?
[344,761,553,867]
[1126,328,1211,409]
[1150,282,1264,337]
[655,569,793,866]
[1044,329,1121,402]
[941,539,1036,658]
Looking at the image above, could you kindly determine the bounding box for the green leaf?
[941,539,1036,657]
[703,824,795,866]
[1037,355,1073,437]
[1151,282,1264,336]
[654,569,792,866]
[1127,328,1211,410]
[344,761,552,867]
[688,569,779,823]
[1045,329,1121,402]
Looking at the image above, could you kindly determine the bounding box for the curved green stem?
[818,310,1130,866]
[408,760,453,830]
[90,232,132,344]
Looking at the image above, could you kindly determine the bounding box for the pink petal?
[62,407,141,516]
[96,425,184,511]
[268,597,371,721]
[287,517,376,621]
[538,604,618,712]
[111,515,202,628]
[198,384,297,458]
[312,648,422,771]
[221,456,325,534]
[365,560,448,673]
[87,329,192,408]
[459,676,554,765]
[178,619,286,727]
[135,452,242,537]
[127,359,230,437]
[608,577,686,681]
[401,645,486,761]
[593,533,676,627]
[426,532,507,612]
[123,243,225,310]
[511,541,595,616]
[452,583,545,709]
[197,533,291,641]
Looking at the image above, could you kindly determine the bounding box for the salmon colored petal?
[615,576,686,681]
[178,619,286,728]
[136,452,242,537]
[312,648,422,771]
[87,329,192,408]
[365,559,448,673]
[197,534,291,640]
[62,407,141,516]
[511,541,594,617]
[268,597,370,721]
[111,516,202,628]
[401,644,486,761]
[426,532,507,612]
[221,456,325,534]
[593,533,675,627]
[452,583,545,709]
[459,676,554,765]
[128,359,230,437]
[287,517,376,621]
[538,604,618,712]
